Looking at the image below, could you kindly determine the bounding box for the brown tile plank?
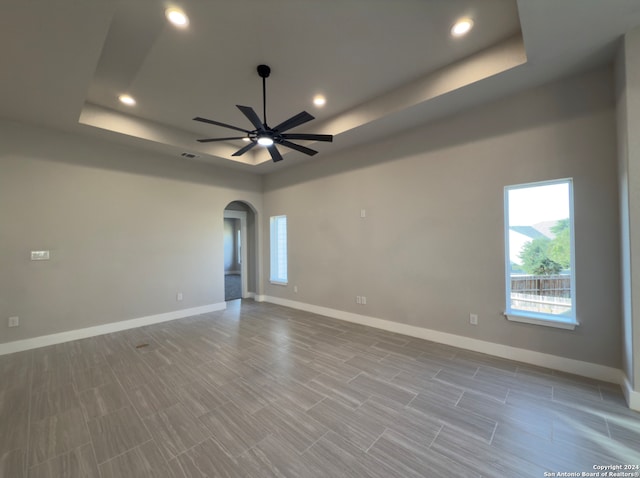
[199,402,270,457]
[144,403,210,460]
[368,429,481,478]
[87,406,151,464]
[254,398,327,453]
[306,398,385,451]
[99,440,173,478]
[28,444,99,478]
[29,408,90,466]
[169,437,245,478]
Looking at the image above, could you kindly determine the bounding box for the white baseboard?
[259,295,622,385]
[0,302,227,356]
[623,375,640,412]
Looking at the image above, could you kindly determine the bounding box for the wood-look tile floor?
[1,300,639,477]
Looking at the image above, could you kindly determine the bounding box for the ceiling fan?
[194,65,333,162]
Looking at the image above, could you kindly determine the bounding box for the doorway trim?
[224,209,248,298]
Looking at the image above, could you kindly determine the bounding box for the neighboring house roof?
[509,226,548,241]
[510,220,560,241]
[531,220,559,239]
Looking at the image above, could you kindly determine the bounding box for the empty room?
[2,1,640,477]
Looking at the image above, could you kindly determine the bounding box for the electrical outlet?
[177,292,183,301]
[356,296,362,304]
[8,316,19,328]
[294,285,298,293]
[361,296,367,305]
[470,314,478,325]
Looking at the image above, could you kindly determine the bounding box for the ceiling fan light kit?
[194,65,333,162]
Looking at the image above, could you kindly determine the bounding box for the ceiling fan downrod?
[257,64,271,127]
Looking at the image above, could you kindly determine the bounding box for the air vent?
[181,152,199,159]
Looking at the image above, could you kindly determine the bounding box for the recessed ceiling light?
[451,18,473,37]
[242,137,251,142]
[313,95,326,107]
[165,7,189,27]
[118,94,136,106]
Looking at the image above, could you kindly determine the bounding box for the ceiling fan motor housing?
[257,64,271,78]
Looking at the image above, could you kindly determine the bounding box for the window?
[270,215,288,284]
[504,179,577,329]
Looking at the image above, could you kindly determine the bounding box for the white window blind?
[270,215,288,284]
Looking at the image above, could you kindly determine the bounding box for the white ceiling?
[1,0,640,174]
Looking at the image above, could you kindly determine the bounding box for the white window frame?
[270,215,288,285]
[503,178,578,330]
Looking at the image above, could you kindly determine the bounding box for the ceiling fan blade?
[279,140,318,156]
[231,141,258,156]
[193,116,250,133]
[197,136,246,143]
[272,111,315,133]
[237,105,265,131]
[267,145,283,162]
[281,133,333,142]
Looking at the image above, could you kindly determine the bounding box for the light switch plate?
[31,250,50,261]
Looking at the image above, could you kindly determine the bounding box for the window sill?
[504,312,578,330]
[270,280,288,286]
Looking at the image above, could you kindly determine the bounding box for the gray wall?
[0,119,262,344]
[223,218,240,273]
[263,67,622,368]
[616,27,640,389]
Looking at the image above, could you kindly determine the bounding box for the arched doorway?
[223,201,257,301]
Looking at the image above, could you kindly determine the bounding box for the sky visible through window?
[508,182,569,226]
